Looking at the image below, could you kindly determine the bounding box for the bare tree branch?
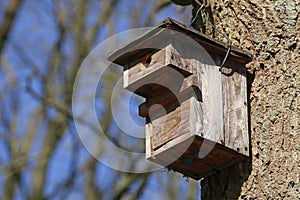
[0,0,24,55]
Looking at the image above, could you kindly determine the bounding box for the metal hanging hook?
[190,0,232,70]
[202,11,231,69]
[194,0,210,8]
[190,0,209,26]
[190,3,205,26]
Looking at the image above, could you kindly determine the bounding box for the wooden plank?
[222,60,249,156]
[150,97,191,149]
[190,95,203,137]
[145,122,153,159]
[146,134,195,166]
[149,135,247,180]
[196,63,224,144]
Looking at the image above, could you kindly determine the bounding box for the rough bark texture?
[201,0,300,199]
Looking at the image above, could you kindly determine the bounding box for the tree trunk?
[201,0,300,199]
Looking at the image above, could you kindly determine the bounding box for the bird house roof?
[108,18,252,66]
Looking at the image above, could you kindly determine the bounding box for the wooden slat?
[150,97,191,150]
[148,135,247,180]
[222,60,249,156]
[146,134,195,166]
[197,63,224,144]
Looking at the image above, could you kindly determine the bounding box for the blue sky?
[0,1,200,199]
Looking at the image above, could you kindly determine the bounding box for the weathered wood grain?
[197,63,224,144]
[222,60,249,156]
[150,98,190,150]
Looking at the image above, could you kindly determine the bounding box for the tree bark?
[201,0,300,199]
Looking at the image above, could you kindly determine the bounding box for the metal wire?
[190,1,232,69]
[202,11,231,68]
[195,0,210,8]
[190,3,205,26]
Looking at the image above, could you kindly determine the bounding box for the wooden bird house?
[109,18,252,180]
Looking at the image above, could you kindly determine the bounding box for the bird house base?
[147,135,247,180]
